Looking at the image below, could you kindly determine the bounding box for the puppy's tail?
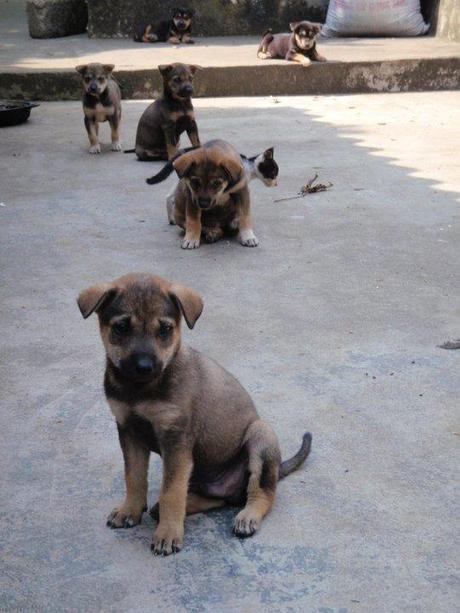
[145,145,200,185]
[261,28,272,38]
[279,432,312,480]
[123,148,135,153]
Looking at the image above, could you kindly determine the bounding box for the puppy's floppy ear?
[158,64,174,77]
[75,64,88,75]
[264,147,274,159]
[103,64,115,74]
[220,157,243,188]
[189,65,202,75]
[77,283,115,319]
[290,22,300,31]
[169,283,203,330]
[173,153,195,179]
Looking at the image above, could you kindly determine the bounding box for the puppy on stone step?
[77,272,312,556]
[133,7,195,44]
[76,63,122,154]
[257,22,326,66]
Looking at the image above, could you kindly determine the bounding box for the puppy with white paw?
[76,63,122,154]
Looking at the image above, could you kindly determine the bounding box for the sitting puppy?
[167,139,258,249]
[77,272,312,555]
[257,21,326,66]
[133,7,195,44]
[133,63,201,161]
[76,63,122,154]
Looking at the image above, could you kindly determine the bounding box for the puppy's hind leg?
[166,189,177,225]
[257,33,274,59]
[233,420,280,538]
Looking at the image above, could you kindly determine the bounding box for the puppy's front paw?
[185,39,195,44]
[233,509,261,538]
[238,229,259,247]
[111,141,122,152]
[89,144,101,154]
[181,235,200,249]
[151,523,183,556]
[257,52,271,59]
[301,58,312,67]
[106,504,145,529]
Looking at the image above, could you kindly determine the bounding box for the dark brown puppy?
[257,21,326,66]
[76,63,122,154]
[134,63,201,161]
[133,7,195,44]
[168,139,258,249]
[77,273,312,555]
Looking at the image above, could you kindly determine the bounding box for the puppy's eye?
[112,319,130,335]
[211,179,223,190]
[189,177,201,190]
[98,77,105,83]
[84,77,91,83]
[173,76,181,82]
[158,322,173,340]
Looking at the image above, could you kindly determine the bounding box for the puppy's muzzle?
[180,84,193,97]
[176,19,187,30]
[197,197,212,210]
[120,353,159,382]
[87,83,99,94]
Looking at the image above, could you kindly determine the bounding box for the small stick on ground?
[438,339,460,350]
[274,174,333,203]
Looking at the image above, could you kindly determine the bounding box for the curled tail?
[145,145,200,185]
[279,432,312,480]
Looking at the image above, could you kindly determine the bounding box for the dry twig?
[274,174,333,203]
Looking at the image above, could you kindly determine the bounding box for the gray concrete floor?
[1,92,459,612]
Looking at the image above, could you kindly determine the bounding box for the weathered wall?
[87,0,329,38]
[432,0,460,41]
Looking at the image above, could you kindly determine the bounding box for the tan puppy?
[78,273,312,556]
[168,139,258,249]
[76,63,122,154]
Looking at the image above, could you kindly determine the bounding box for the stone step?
[1,35,459,99]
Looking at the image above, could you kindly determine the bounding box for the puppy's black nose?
[134,355,154,376]
[198,197,211,209]
[181,85,193,96]
[89,83,98,92]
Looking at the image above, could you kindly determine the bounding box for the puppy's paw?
[301,58,312,67]
[106,504,145,529]
[257,52,271,59]
[233,510,261,538]
[89,144,101,154]
[111,141,122,152]
[151,523,183,556]
[238,229,259,247]
[181,235,200,249]
[185,39,195,44]
[203,227,223,243]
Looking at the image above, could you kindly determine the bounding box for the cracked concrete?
[0,92,459,612]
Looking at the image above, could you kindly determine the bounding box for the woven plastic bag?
[322,0,430,37]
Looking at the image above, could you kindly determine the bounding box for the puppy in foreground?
[130,63,201,161]
[76,63,122,154]
[133,7,194,44]
[78,273,312,555]
[257,21,326,66]
[166,139,259,249]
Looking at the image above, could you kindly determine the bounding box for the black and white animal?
[133,7,194,44]
[146,146,278,187]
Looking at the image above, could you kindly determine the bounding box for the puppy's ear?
[169,283,203,330]
[103,64,115,74]
[264,147,274,159]
[173,154,195,179]
[290,22,300,31]
[158,64,173,77]
[189,65,202,75]
[220,157,243,188]
[75,65,88,75]
[77,283,114,319]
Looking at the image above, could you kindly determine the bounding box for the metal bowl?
[0,100,40,127]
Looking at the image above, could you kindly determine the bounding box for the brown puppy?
[257,22,326,66]
[134,63,201,161]
[76,63,122,154]
[77,273,312,555]
[168,139,258,249]
[133,7,195,44]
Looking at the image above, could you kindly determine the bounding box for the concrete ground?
[1,91,459,612]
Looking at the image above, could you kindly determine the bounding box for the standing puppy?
[257,21,326,66]
[134,63,201,161]
[77,272,312,555]
[76,63,122,154]
[169,139,258,249]
[133,7,195,44]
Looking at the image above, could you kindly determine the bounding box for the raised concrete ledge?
[1,35,459,99]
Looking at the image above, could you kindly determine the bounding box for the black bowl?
[0,100,40,127]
